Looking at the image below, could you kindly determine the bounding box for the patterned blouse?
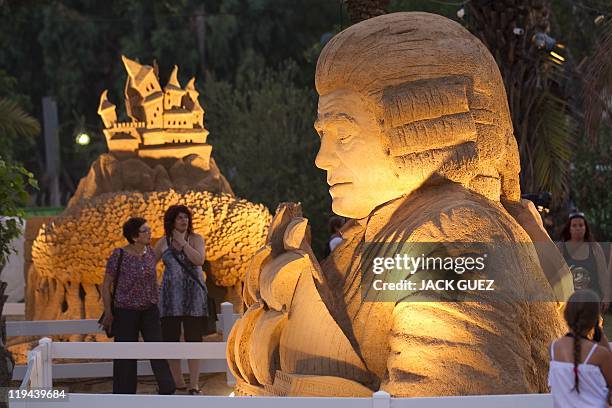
[159,244,207,318]
[105,246,159,310]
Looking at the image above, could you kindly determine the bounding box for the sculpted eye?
[339,134,354,144]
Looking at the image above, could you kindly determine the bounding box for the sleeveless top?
[561,242,600,295]
[159,239,208,318]
[548,340,608,408]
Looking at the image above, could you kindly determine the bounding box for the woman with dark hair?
[558,211,609,308]
[154,205,207,395]
[100,217,175,395]
[549,290,612,407]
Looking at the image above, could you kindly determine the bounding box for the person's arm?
[153,237,166,263]
[100,250,119,329]
[594,243,610,306]
[176,232,205,266]
[597,348,612,389]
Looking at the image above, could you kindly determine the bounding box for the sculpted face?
[315,89,406,219]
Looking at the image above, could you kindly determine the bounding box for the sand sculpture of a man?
[228,12,574,397]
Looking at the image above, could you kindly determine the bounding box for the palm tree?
[583,18,612,140]
[0,98,40,147]
[0,79,39,395]
[466,0,574,204]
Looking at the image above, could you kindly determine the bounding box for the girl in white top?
[549,289,612,407]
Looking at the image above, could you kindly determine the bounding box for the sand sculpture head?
[314,12,520,219]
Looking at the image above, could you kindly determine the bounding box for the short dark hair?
[329,216,345,234]
[164,205,194,238]
[123,217,147,244]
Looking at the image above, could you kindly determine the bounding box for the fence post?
[221,302,237,386]
[372,391,391,408]
[34,350,43,387]
[38,337,53,388]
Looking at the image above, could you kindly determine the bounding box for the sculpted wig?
[315,12,520,202]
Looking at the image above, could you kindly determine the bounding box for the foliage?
[571,133,612,240]
[0,70,39,163]
[204,60,331,254]
[582,17,612,140]
[0,158,38,266]
[0,0,338,197]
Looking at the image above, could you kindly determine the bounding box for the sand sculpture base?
[28,183,270,323]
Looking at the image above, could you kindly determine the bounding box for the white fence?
[10,302,239,382]
[9,300,555,407]
[4,302,25,317]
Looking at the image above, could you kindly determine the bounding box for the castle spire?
[166,65,181,89]
[185,77,199,101]
[97,90,117,128]
[122,55,143,79]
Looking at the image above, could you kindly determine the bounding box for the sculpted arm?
[379,216,562,396]
[381,292,554,397]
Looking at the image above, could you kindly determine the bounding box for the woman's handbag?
[98,248,124,338]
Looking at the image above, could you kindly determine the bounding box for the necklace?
[129,245,147,257]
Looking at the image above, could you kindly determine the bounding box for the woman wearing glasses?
[100,217,175,395]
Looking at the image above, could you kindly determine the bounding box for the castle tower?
[97,90,117,128]
[164,66,186,110]
[185,78,204,128]
[122,55,163,128]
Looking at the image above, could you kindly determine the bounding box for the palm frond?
[531,90,575,202]
[0,98,40,139]
[583,18,612,139]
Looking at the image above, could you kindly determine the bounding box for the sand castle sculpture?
[227,13,574,397]
[26,57,271,322]
[98,56,210,160]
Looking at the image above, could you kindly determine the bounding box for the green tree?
[0,157,37,398]
[204,59,331,254]
[0,158,38,266]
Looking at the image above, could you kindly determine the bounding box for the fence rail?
[10,302,555,407]
[4,302,25,316]
[9,302,240,381]
[13,303,239,385]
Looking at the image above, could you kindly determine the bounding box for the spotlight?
[457,8,465,19]
[75,132,91,146]
[513,27,525,35]
[550,51,565,62]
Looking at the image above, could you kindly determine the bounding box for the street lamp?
[75,132,91,146]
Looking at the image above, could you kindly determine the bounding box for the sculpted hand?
[243,204,322,310]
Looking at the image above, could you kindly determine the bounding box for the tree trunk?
[345,0,389,24]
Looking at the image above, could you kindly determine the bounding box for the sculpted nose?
[315,135,338,171]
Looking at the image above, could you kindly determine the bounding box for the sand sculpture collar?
[315,12,522,220]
